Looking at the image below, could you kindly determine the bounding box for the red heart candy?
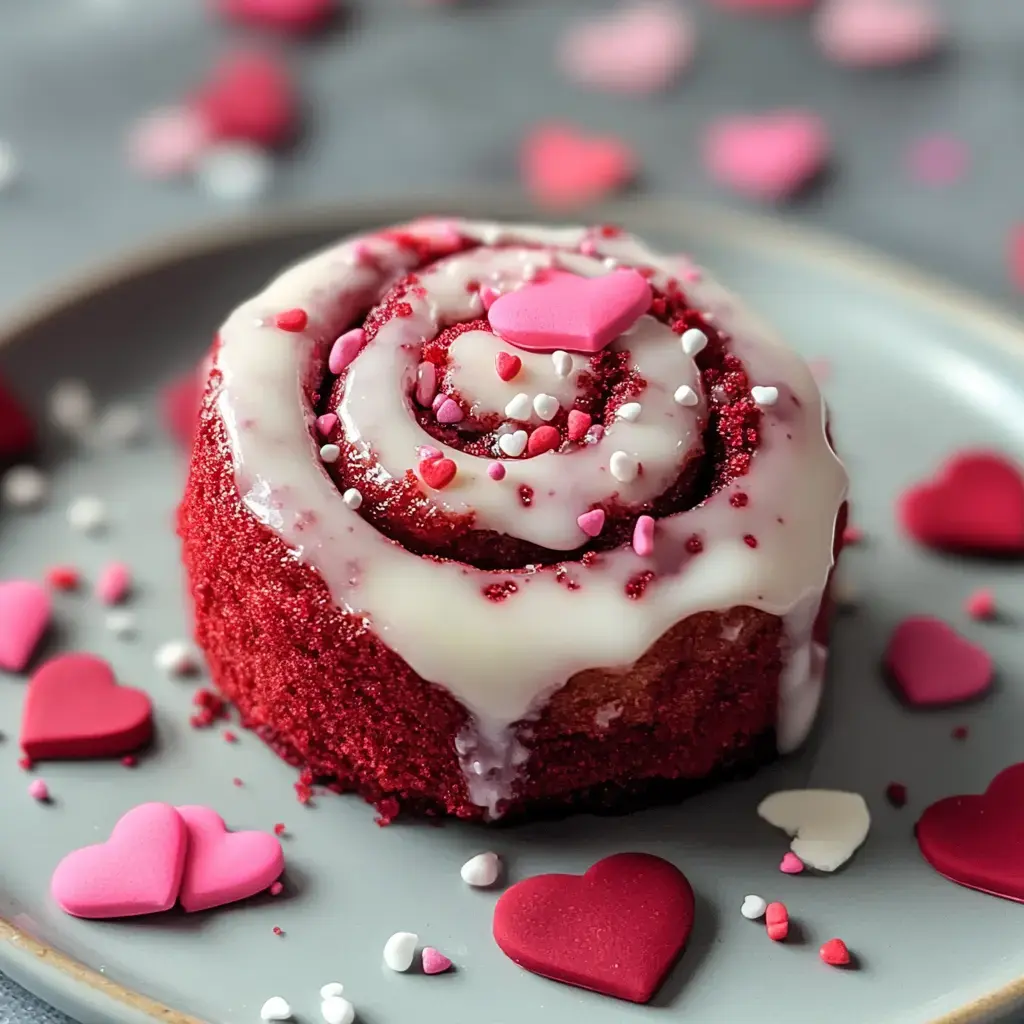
[21,653,154,759]
[527,425,560,457]
[488,270,652,355]
[0,377,35,461]
[189,52,297,149]
[567,409,592,442]
[917,761,1024,903]
[521,123,636,208]
[419,457,457,491]
[819,938,851,966]
[765,901,789,941]
[897,451,1024,554]
[495,351,522,382]
[213,0,334,33]
[492,852,694,1004]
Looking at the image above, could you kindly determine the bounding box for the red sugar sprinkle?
[495,352,522,382]
[483,581,519,603]
[232,777,244,787]
[375,796,401,826]
[625,570,656,600]
[294,781,313,804]
[518,485,534,508]
[885,781,908,808]
[47,566,80,591]
[685,534,703,554]
[842,524,864,545]
[527,425,560,456]
[223,729,238,743]
[743,534,758,548]
[952,725,969,740]
[730,492,749,508]
[964,588,996,621]
[274,308,308,332]
[273,822,287,836]
[121,755,137,768]
[819,938,851,967]
[17,756,33,771]
[567,409,592,442]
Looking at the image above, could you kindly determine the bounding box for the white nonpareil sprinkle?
[498,430,528,458]
[196,143,274,204]
[741,894,767,920]
[460,851,501,887]
[673,384,698,407]
[106,610,137,639]
[260,996,293,1021]
[50,379,95,433]
[751,385,779,407]
[603,256,620,270]
[319,983,344,1000]
[383,931,418,972]
[320,444,341,464]
[0,139,19,193]
[320,996,355,1024]
[551,351,573,378]
[504,393,532,420]
[2,465,48,509]
[154,640,198,676]
[609,451,639,484]
[616,402,642,422]
[95,403,145,446]
[533,394,559,422]
[342,488,363,510]
[681,328,708,357]
[67,495,107,534]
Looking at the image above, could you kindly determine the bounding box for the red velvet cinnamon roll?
[178,218,848,821]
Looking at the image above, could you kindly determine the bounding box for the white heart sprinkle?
[154,640,198,676]
[2,466,48,509]
[603,256,620,269]
[740,894,767,920]
[681,328,707,356]
[460,851,501,887]
[751,385,779,407]
[616,402,642,422]
[342,488,363,510]
[67,495,107,534]
[106,610,137,639]
[50,380,95,433]
[757,789,871,872]
[319,982,344,1000]
[498,430,528,458]
[609,451,639,483]
[196,143,274,204]
[533,394,560,422]
[321,995,355,1024]
[320,444,341,464]
[673,384,698,407]
[552,351,573,378]
[504,393,532,420]
[260,995,292,1021]
[383,931,418,972]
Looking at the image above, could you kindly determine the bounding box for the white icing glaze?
[214,217,848,815]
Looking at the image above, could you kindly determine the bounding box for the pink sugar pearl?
[127,108,210,179]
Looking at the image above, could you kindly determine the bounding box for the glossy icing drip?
[214,218,848,814]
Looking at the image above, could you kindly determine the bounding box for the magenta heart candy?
[488,270,652,355]
[0,580,51,672]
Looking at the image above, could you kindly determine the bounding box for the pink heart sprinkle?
[885,615,993,706]
[780,852,805,874]
[964,589,996,621]
[95,562,132,606]
[422,947,453,975]
[328,328,366,375]
[488,269,652,355]
[316,413,337,437]
[632,515,656,556]
[567,409,593,442]
[703,110,830,201]
[126,107,210,179]
[432,393,447,413]
[436,398,464,425]
[0,580,51,672]
[577,509,606,538]
[815,0,944,68]
[28,778,49,801]
[416,361,437,407]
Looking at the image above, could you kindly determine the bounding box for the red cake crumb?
[273,822,287,836]
[375,796,401,826]
[952,725,969,740]
[743,534,758,548]
[685,534,704,554]
[964,588,996,621]
[272,926,283,936]
[730,492,749,508]
[624,570,656,600]
[232,776,243,787]
[223,729,238,743]
[122,755,137,767]
[885,782,908,808]
[18,756,32,771]
[483,581,518,603]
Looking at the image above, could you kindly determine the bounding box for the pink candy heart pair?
[51,802,284,919]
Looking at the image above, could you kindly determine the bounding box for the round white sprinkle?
[154,640,198,676]
[603,256,620,269]
[321,996,355,1024]
[320,444,341,464]
[504,393,532,420]
[342,488,363,510]
[106,610,137,639]
[673,384,698,407]
[616,402,642,422]
[551,351,573,378]
[383,931,418,972]
[498,430,528,458]
[751,385,779,407]
[67,495,107,534]
[0,139,19,193]
[260,996,293,1021]
[2,465,48,509]
[319,983,344,1000]
[95,403,145,446]
[533,394,560,422]
[196,143,274,204]
[460,851,501,888]
[681,328,708,357]
[741,894,767,920]
[609,451,639,484]
[50,380,95,433]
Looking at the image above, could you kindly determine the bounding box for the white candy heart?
[609,450,639,483]
[499,430,528,458]
[319,983,344,1000]
[504,393,532,420]
[321,995,355,1024]
[751,385,779,407]
[616,402,642,422]
[673,384,698,407]
[681,328,707,356]
[552,351,573,378]
[740,894,767,920]
[533,393,560,421]
[260,995,292,1021]
[460,851,501,887]
[757,789,871,872]
[383,931,418,972]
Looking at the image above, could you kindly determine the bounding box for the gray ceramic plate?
[2,197,1024,1024]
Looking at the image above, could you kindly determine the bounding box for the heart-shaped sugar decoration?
[819,938,852,966]
[779,852,804,874]
[495,352,522,382]
[815,0,944,68]
[51,802,187,918]
[884,616,992,706]
[21,653,153,759]
[435,398,464,425]
[488,270,652,355]
[214,0,334,34]
[499,431,528,458]
[533,394,560,422]
[419,457,457,490]
[765,901,789,941]
[177,805,285,912]
[567,409,592,442]
[259,996,292,1021]
[527,425,560,457]
[422,947,453,975]
[758,789,871,872]
[577,509,606,538]
[521,124,636,208]
[0,580,51,672]
[493,852,694,1004]
[897,451,1024,554]
[740,894,766,920]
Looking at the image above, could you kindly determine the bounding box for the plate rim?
[1,193,1022,1024]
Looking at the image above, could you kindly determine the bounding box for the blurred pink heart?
[816,0,944,68]
[560,2,695,95]
[707,0,814,11]
[521,124,636,208]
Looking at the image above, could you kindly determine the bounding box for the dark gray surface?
[0,3,1022,1022]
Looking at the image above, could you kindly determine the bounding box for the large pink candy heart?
[559,2,695,96]
[815,0,944,68]
[177,805,284,912]
[703,111,829,202]
[51,803,187,918]
[521,124,636,208]
[884,616,993,707]
[0,580,50,672]
[488,270,653,355]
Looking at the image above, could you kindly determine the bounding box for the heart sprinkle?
[415,362,437,407]
[673,384,698,407]
[383,931,418,972]
[779,852,804,874]
[420,457,457,490]
[765,901,789,941]
[533,394,560,422]
[315,413,337,437]
[488,462,506,481]
[2,466,48,509]
[617,402,642,422]
[28,778,49,802]
[633,515,656,556]
[528,425,560,457]
[552,351,574,378]
[758,790,871,872]
[321,996,355,1024]
[461,851,501,887]
[418,445,443,462]
[0,580,51,672]
[740,894,767,920]
[260,995,293,1021]
[50,380,94,433]
[342,489,362,510]
[319,983,344,1000]
[422,947,453,975]
[499,430,529,458]
[67,496,107,534]
[505,393,533,420]
[577,509,607,538]
[95,562,132,606]
[328,328,366,375]
[435,398,464,424]
[819,938,852,967]
[274,308,307,332]
[495,352,522,382]
[567,410,593,442]
[681,328,707,356]
[965,588,996,620]
[480,286,499,311]
[815,0,944,68]
[751,385,779,407]
[320,444,341,464]
[154,641,199,676]
[106,611,137,639]
[610,451,639,483]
